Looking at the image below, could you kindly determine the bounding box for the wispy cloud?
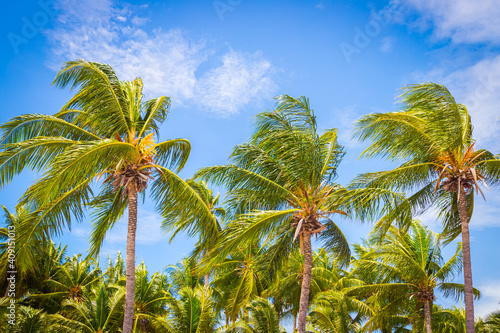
[476,281,500,317]
[44,0,277,116]
[400,0,500,44]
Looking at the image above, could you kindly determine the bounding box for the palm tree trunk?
[458,187,475,333]
[297,232,312,333]
[123,186,138,333]
[293,315,297,332]
[423,300,432,333]
[204,274,210,287]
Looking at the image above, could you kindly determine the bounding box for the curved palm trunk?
[123,187,138,333]
[297,232,312,333]
[458,188,475,333]
[423,300,432,333]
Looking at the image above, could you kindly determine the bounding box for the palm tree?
[30,254,101,302]
[306,258,371,333]
[222,297,286,333]
[484,310,500,332]
[0,60,214,333]
[307,291,370,333]
[133,262,170,332]
[197,95,404,333]
[431,305,487,333]
[49,283,125,332]
[267,248,341,331]
[353,220,480,333]
[352,82,500,332]
[210,243,267,325]
[152,285,219,333]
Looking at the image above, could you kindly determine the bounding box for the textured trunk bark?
[204,274,210,287]
[297,232,312,333]
[458,188,475,333]
[123,186,138,333]
[424,300,432,333]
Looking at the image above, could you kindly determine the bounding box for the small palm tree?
[307,290,370,333]
[152,285,219,333]
[431,305,487,333]
[353,220,480,333]
[133,262,170,332]
[0,60,213,333]
[49,283,125,333]
[267,248,340,331]
[31,254,100,302]
[221,297,286,333]
[197,96,403,333]
[353,83,500,333]
[210,243,267,325]
[484,310,500,332]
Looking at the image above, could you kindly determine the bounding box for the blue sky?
[1,0,500,317]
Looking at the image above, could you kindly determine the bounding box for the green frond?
[53,59,131,136]
[154,138,191,172]
[0,137,78,188]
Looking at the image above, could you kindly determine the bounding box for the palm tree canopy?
[0,59,224,260]
[352,82,500,241]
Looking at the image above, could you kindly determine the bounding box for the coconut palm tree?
[0,59,214,333]
[352,82,500,332]
[152,285,219,333]
[306,255,371,333]
[210,243,267,325]
[352,220,480,333]
[133,262,170,332]
[484,310,500,332]
[197,95,407,333]
[49,283,125,333]
[267,248,342,331]
[29,254,101,303]
[431,305,487,333]
[221,297,286,333]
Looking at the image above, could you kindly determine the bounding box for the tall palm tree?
[353,220,479,333]
[352,82,500,332]
[197,95,405,333]
[0,60,212,333]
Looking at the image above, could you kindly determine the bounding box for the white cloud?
[44,0,277,115]
[476,281,500,317]
[411,55,500,152]
[195,50,276,116]
[402,0,500,44]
